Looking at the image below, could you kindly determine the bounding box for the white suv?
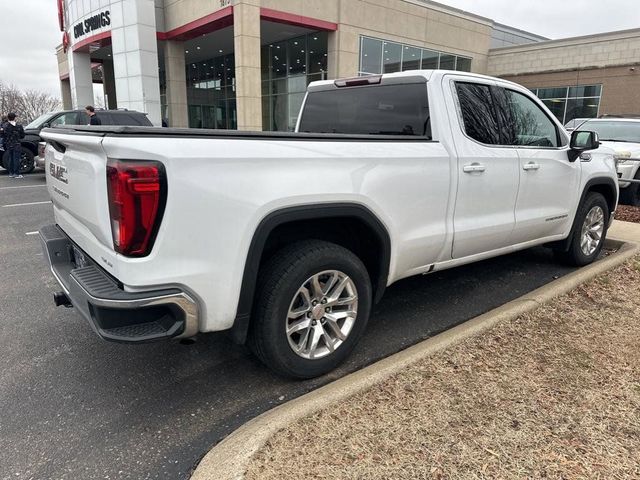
[579,118,640,206]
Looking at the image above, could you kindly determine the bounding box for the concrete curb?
[192,236,639,480]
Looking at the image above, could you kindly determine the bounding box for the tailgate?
[41,129,115,254]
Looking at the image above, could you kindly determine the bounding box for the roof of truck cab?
[307,69,528,92]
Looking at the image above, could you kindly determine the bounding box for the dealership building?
[56,0,640,130]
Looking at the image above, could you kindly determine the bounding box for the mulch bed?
[616,205,640,223]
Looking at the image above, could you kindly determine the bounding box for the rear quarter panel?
[99,135,453,332]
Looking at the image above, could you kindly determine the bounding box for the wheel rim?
[580,205,605,256]
[20,152,31,172]
[286,270,358,360]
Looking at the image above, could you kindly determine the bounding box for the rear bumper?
[39,224,199,343]
[36,142,46,168]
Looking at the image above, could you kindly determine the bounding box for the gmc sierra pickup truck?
[39,70,618,379]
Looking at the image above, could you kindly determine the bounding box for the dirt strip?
[246,257,640,480]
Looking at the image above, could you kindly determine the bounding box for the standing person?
[85,106,102,125]
[0,116,7,152]
[3,113,25,179]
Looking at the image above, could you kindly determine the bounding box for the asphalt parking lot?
[0,170,582,480]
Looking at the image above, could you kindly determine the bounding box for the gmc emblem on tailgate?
[50,163,68,184]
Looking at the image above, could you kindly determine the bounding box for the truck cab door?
[493,86,579,243]
[444,77,520,259]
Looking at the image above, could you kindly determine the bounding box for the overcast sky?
[1,0,639,98]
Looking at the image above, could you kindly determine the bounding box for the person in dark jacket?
[0,116,7,152]
[85,105,102,126]
[3,113,25,178]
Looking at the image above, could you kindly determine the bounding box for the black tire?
[554,192,609,267]
[2,147,35,174]
[619,169,640,206]
[249,240,372,379]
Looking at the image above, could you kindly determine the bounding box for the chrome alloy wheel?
[286,270,358,360]
[580,205,605,256]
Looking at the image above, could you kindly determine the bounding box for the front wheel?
[555,192,609,267]
[249,240,372,379]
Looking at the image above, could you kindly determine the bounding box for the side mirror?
[42,122,51,129]
[568,130,599,162]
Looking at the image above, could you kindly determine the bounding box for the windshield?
[580,120,640,143]
[25,112,56,130]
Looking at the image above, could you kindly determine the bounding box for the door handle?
[463,163,486,173]
[523,162,540,171]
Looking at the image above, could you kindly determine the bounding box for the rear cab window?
[298,82,431,138]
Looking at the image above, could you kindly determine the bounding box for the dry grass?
[246,258,640,480]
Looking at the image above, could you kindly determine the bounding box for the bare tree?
[0,81,61,124]
[18,90,61,123]
[0,82,22,118]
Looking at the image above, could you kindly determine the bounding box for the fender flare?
[554,176,618,252]
[230,203,391,344]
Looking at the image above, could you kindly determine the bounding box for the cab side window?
[50,112,81,127]
[455,82,501,145]
[501,89,560,147]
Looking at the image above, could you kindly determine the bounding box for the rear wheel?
[619,170,640,206]
[554,192,609,266]
[249,240,372,379]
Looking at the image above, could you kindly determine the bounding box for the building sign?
[57,0,65,31]
[73,10,111,40]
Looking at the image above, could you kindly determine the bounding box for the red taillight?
[106,160,166,257]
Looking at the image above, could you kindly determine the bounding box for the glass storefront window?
[308,32,329,74]
[186,52,236,129]
[402,46,421,71]
[383,41,402,73]
[533,84,602,124]
[359,36,474,76]
[439,54,456,70]
[271,41,287,79]
[568,85,602,98]
[262,31,328,131]
[456,57,472,72]
[537,87,567,99]
[421,49,439,69]
[288,37,306,76]
[565,98,600,123]
[288,76,307,94]
[360,37,382,74]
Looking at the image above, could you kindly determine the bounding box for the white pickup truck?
[40,70,618,378]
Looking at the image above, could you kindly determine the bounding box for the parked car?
[1,109,153,175]
[564,117,589,132]
[579,118,640,206]
[39,70,618,379]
